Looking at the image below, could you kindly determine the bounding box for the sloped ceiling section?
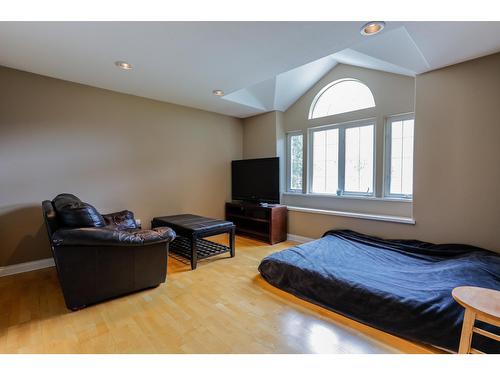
[223,26,432,113]
[223,55,337,112]
[330,49,417,77]
[349,27,430,73]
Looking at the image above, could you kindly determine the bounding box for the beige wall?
[287,54,500,252]
[411,53,500,250]
[242,111,279,159]
[242,111,286,193]
[0,66,243,266]
[275,111,286,194]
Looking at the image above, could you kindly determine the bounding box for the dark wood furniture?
[225,201,287,244]
[151,214,235,270]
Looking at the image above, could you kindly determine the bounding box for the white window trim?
[282,191,411,202]
[307,117,377,197]
[286,206,416,225]
[384,113,415,199]
[286,130,304,193]
[281,191,413,219]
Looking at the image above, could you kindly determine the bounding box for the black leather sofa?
[42,193,175,310]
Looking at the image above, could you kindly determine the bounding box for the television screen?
[231,157,280,204]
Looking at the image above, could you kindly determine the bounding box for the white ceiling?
[1,21,499,118]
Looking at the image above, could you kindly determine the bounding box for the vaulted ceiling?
[1,22,499,118]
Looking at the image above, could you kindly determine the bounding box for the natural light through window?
[285,72,416,213]
[345,125,374,194]
[289,133,303,191]
[312,128,339,193]
[387,116,414,197]
[310,121,375,195]
[309,79,375,119]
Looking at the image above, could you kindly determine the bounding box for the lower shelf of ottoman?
[169,236,231,261]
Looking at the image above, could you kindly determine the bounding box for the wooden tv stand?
[225,201,287,244]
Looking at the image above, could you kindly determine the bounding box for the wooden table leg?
[190,235,198,270]
[458,309,476,354]
[229,227,235,257]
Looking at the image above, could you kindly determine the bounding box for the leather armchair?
[42,194,175,310]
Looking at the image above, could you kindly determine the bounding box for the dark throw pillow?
[52,193,82,212]
[103,210,138,230]
[58,202,106,228]
[53,194,106,228]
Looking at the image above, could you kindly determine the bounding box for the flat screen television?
[231,157,280,204]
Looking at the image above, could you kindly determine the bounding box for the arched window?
[309,79,375,119]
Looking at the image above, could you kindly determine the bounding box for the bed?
[258,230,500,353]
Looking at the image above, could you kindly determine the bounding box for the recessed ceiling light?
[212,89,225,97]
[115,61,133,70]
[360,21,385,36]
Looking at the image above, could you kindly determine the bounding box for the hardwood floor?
[0,235,441,354]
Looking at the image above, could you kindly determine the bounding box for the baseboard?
[0,258,55,278]
[287,233,315,244]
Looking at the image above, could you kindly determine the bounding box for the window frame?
[384,113,415,199]
[307,117,377,197]
[286,130,305,193]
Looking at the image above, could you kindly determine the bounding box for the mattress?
[258,230,500,353]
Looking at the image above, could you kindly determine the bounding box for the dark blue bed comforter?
[258,230,500,353]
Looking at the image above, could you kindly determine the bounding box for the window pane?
[390,119,414,195]
[312,128,339,193]
[345,125,374,193]
[311,80,375,119]
[289,134,303,190]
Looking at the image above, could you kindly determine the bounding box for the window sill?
[283,192,412,203]
[286,206,416,225]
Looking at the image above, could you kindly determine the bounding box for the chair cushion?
[53,194,105,228]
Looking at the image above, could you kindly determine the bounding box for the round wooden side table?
[452,286,500,354]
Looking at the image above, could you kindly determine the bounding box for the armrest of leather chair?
[52,226,176,247]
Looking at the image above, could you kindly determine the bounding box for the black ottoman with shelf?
[151,214,235,270]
